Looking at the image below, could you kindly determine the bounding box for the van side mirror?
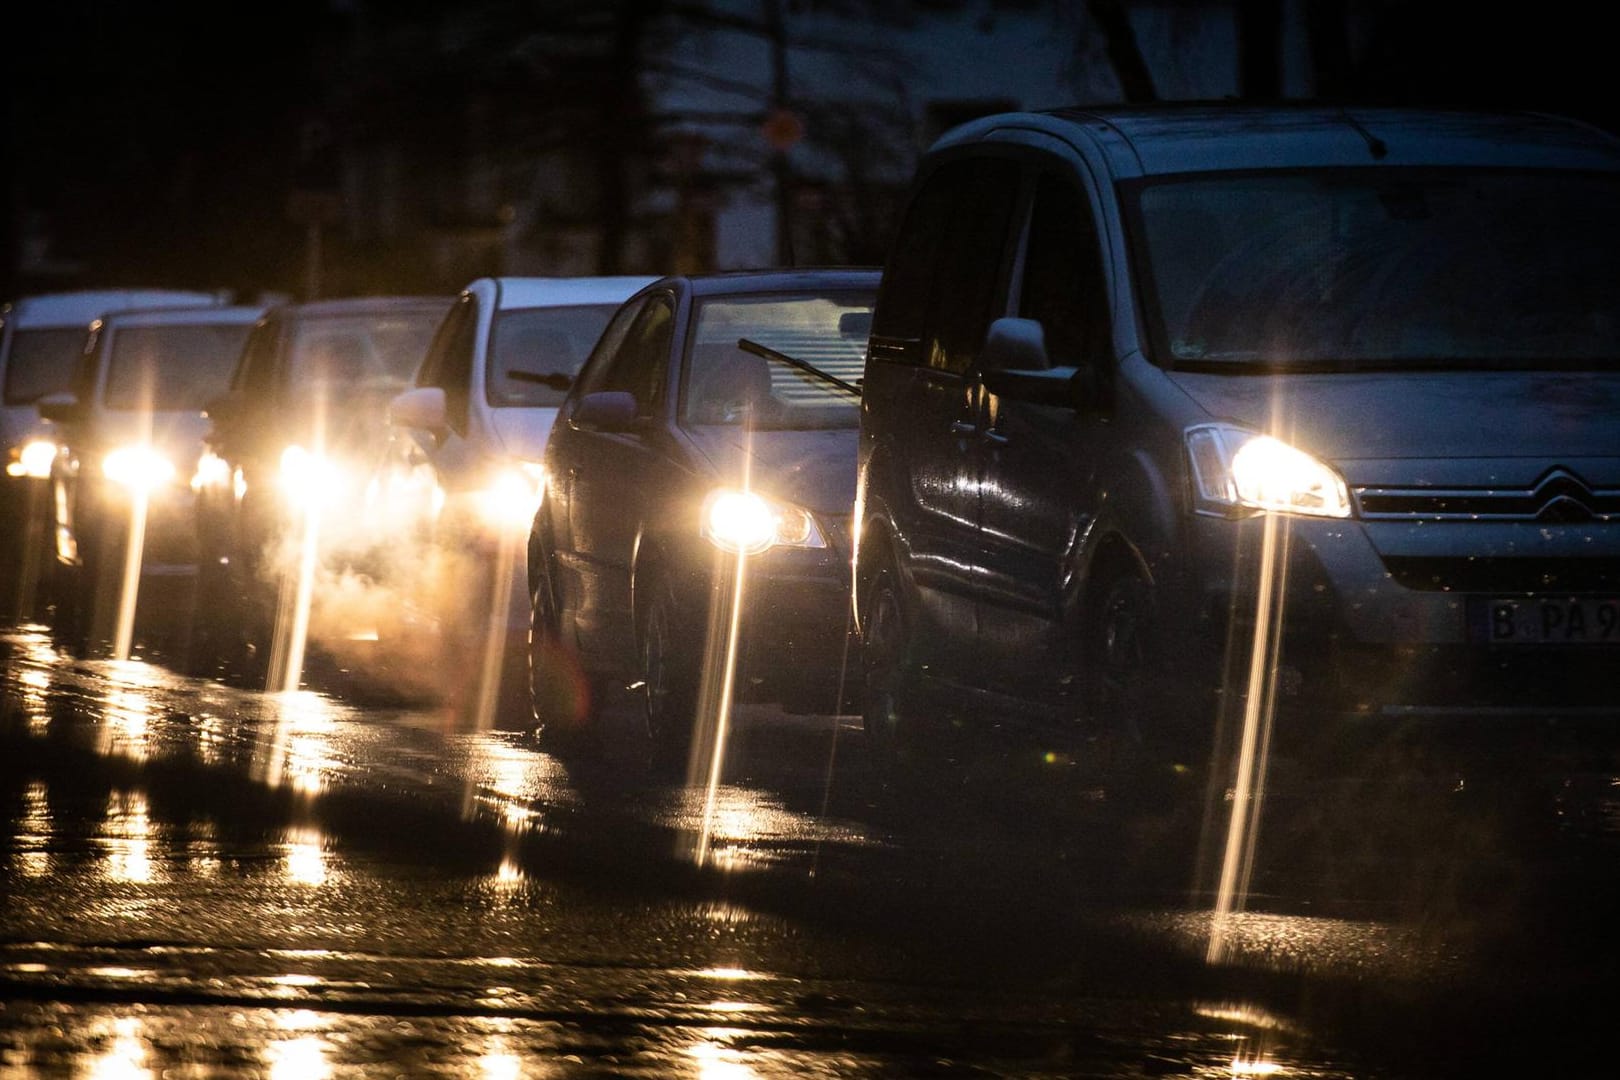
[979,318,1090,410]
[388,386,448,433]
[981,317,1050,372]
[36,393,84,424]
[571,390,638,433]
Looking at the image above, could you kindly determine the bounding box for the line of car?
[4,102,1617,802]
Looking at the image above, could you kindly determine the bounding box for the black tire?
[860,564,916,795]
[637,579,697,771]
[1083,565,1199,795]
[528,573,593,754]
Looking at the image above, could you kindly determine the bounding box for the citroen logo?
[1532,468,1597,523]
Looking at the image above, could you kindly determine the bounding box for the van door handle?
[982,428,1010,447]
[950,420,978,436]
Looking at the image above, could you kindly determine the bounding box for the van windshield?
[3,328,88,404]
[103,324,253,410]
[1128,169,1620,370]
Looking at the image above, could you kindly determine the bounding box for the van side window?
[927,160,1018,374]
[872,157,1019,373]
[1019,172,1110,366]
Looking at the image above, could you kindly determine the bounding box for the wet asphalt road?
[4,621,1620,1077]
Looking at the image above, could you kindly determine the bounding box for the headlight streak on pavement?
[16,780,52,878]
[1208,509,1289,965]
[267,1034,332,1080]
[100,662,158,762]
[254,691,339,795]
[87,1015,153,1080]
[471,518,526,737]
[268,401,331,695]
[687,1033,761,1080]
[479,1034,523,1080]
[691,424,755,869]
[101,790,156,885]
[283,826,329,887]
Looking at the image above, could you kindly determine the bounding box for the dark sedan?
[526,268,878,766]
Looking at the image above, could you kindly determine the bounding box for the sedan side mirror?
[36,392,84,424]
[571,390,638,433]
[981,317,1050,372]
[388,386,448,433]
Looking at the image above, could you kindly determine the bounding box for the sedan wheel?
[528,575,591,753]
[639,583,696,768]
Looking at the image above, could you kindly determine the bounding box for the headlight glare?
[278,445,343,509]
[702,488,826,555]
[103,446,176,492]
[1186,424,1350,519]
[191,449,230,492]
[7,439,57,479]
[476,462,545,530]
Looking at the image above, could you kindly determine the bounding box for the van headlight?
[701,489,826,555]
[103,446,176,492]
[6,438,57,479]
[1186,424,1351,519]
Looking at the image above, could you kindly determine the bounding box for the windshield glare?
[683,292,873,430]
[289,313,442,390]
[488,304,621,407]
[103,324,253,411]
[1131,170,1620,368]
[3,328,89,404]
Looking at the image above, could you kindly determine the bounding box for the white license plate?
[1485,598,1620,644]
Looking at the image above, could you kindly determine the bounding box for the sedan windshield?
[289,312,442,390]
[1129,169,1620,369]
[3,328,88,404]
[102,324,253,410]
[683,291,873,430]
[488,303,621,407]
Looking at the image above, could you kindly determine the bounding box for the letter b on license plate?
[1486,597,1620,644]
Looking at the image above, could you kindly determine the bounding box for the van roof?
[2,289,223,329]
[935,104,1620,178]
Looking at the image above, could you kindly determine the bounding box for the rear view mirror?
[388,386,448,432]
[35,393,84,424]
[838,311,873,339]
[571,390,638,433]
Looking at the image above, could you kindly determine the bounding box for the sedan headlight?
[102,446,176,492]
[701,488,827,555]
[1186,424,1351,519]
[191,449,231,492]
[7,438,57,479]
[475,461,546,530]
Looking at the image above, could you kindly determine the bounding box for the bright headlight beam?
[103,446,176,492]
[701,488,826,555]
[278,446,342,509]
[1186,425,1350,519]
[9,439,57,479]
[476,464,545,530]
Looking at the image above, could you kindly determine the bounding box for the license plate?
[1482,597,1620,644]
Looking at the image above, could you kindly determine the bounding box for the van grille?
[1383,557,1620,593]
[1355,469,1620,523]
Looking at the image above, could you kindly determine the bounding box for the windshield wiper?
[507,370,572,390]
[737,338,861,397]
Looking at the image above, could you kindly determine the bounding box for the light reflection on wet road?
[4,624,1620,1077]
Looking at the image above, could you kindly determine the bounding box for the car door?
[406,293,482,509]
[553,291,677,670]
[861,155,1020,679]
[973,166,1114,702]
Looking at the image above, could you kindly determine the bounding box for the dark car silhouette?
[527,269,878,768]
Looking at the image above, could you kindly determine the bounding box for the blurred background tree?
[4,0,1616,303]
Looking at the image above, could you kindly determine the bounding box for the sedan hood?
[687,427,858,516]
[1166,369,1620,484]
